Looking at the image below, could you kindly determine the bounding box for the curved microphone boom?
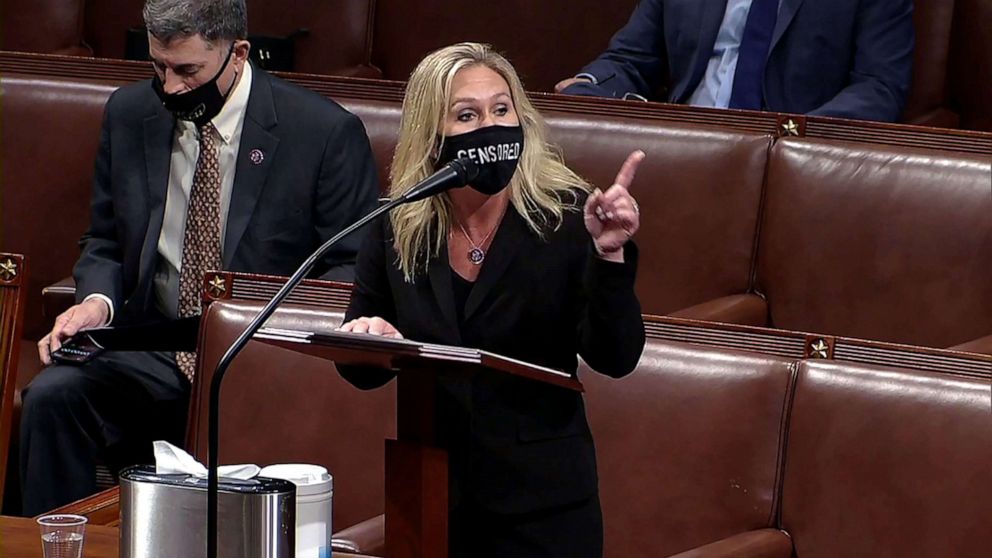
[205,156,478,558]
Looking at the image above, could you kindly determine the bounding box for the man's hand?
[38,298,110,365]
[555,76,593,93]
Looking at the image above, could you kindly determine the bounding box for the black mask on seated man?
[152,44,236,127]
[436,125,524,195]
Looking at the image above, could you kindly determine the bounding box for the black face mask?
[436,125,524,195]
[152,44,236,126]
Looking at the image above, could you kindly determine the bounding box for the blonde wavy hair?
[388,42,591,281]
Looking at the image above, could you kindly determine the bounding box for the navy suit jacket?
[74,68,379,325]
[565,0,914,122]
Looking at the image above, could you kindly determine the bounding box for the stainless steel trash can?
[119,465,296,558]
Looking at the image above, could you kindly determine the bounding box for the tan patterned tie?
[176,123,223,382]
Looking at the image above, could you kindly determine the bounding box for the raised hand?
[338,316,404,339]
[584,150,645,261]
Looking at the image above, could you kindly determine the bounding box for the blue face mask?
[437,125,524,195]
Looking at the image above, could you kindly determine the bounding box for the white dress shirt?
[154,61,253,319]
[687,0,783,109]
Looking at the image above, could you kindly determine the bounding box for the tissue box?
[119,465,296,558]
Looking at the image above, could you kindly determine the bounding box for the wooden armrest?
[667,529,793,558]
[42,486,120,526]
[948,334,992,356]
[669,293,768,327]
[332,513,384,556]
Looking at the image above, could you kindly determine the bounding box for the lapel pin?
[249,148,265,165]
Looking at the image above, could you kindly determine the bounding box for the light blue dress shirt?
[687,0,782,109]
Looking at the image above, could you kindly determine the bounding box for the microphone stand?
[205,158,476,558]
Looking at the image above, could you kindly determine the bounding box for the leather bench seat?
[581,341,794,557]
[781,360,992,557]
[756,138,992,350]
[191,297,991,557]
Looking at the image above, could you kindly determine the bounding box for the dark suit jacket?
[565,0,914,122]
[73,67,379,325]
[342,202,645,514]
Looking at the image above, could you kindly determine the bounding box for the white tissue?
[153,441,260,480]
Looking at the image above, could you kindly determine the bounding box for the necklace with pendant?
[454,203,507,265]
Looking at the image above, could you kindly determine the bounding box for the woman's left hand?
[584,150,645,261]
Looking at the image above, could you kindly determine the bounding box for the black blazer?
[73,66,379,324]
[343,201,645,514]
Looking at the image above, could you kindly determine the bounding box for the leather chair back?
[0,76,116,339]
[0,0,90,55]
[756,138,992,348]
[583,339,795,557]
[545,112,771,315]
[902,0,958,127]
[188,300,396,532]
[949,0,992,131]
[370,0,638,91]
[82,0,377,77]
[781,360,992,557]
[338,99,402,193]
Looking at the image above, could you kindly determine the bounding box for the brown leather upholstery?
[949,0,992,131]
[245,0,378,77]
[82,0,377,77]
[756,138,992,348]
[370,0,638,91]
[781,360,992,557]
[336,99,401,193]
[901,0,959,128]
[667,529,792,558]
[188,300,396,533]
[0,76,116,339]
[0,0,90,56]
[582,341,795,557]
[543,112,771,315]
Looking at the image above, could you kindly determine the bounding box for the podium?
[63,271,583,558]
[252,326,583,558]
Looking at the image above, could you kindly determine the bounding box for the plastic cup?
[37,514,87,558]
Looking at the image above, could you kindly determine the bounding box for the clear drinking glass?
[37,514,87,558]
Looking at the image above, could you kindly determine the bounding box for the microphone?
[205,156,478,558]
[401,156,479,203]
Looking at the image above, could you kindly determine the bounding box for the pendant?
[468,247,485,265]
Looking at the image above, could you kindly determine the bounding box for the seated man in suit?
[555,0,915,122]
[21,0,379,515]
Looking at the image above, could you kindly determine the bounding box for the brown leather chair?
[948,0,992,131]
[81,0,380,77]
[901,0,959,128]
[780,359,992,557]
[370,0,638,91]
[0,254,28,508]
[336,99,401,193]
[188,300,396,537]
[0,0,91,56]
[582,340,794,558]
[0,76,116,341]
[755,138,992,350]
[543,111,772,319]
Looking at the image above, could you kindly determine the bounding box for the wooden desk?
[1,514,373,557]
[1,515,118,557]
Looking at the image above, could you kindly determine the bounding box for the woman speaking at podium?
[339,42,646,558]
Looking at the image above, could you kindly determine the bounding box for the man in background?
[21,0,378,515]
[556,0,914,122]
